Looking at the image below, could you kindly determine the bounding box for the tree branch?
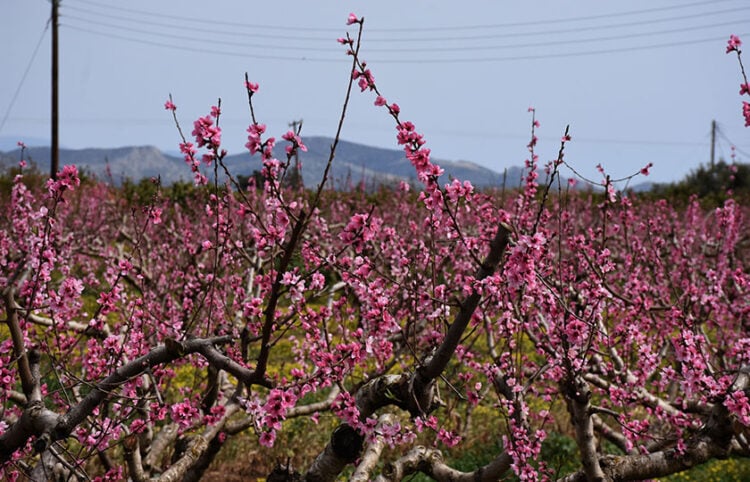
[564,376,607,482]
[304,224,510,482]
[0,336,235,462]
[350,413,394,482]
[155,403,238,482]
[375,445,513,482]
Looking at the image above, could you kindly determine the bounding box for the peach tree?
[1,16,749,482]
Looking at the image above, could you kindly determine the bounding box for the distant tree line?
[650,160,750,204]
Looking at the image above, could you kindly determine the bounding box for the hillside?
[0,137,516,188]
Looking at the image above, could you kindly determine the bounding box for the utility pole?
[710,119,716,170]
[287,119,303,189]
[51,0,59,179]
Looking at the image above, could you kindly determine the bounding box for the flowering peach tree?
[1,17,749,482]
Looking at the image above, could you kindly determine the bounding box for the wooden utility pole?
[710,119,716,170]
[51,0,59,179]
[287,119,303,189]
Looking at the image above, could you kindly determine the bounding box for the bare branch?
[350,413,395,482]
[155,403,239,482]
[375,445,512,482]
[563,376,607,481]
[123,435,148,482]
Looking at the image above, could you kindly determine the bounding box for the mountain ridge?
[0,136,521,189]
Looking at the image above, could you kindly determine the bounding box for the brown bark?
[0,336,236,462]
[564,376,608,481]
[374,446,513,482]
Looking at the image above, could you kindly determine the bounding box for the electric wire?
[65,0,741,33]
[61,2,750,43]
[4,113,720,150]
[59,24,750,64]
[0,19,50,135]
[61,11,750,54]
[61,24,325,62]
[717,127,750,158]
[8,1,745,165]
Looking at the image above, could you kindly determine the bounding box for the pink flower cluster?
[724,390,750,426]
[281,129,308,155]
[341,212,382,252]
[727,34,742,53]
[245,80,259,94]
[47,164,80,197]
[252,389,298,447]
[246,123,271,156]
[191,109,222,150]
[166,97,228,184]
[171,401,200,429]
[726,35,750,126]
[352,68,375,92]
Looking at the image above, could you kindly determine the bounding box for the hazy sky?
[2,0,749,184]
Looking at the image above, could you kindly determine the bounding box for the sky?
[1,0,749,185]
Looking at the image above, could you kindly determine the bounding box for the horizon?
[1,135,703,190]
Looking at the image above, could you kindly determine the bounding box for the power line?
[61,5,333,43]
[61,24,335,62]
[0,19,50,136]
[3,114,728,150]
[62,14,330,51]
[65,0,740,33]
[61,12,750,54]
[61,2,750,43]
[60,24,750,64]
[365,33,750,63]
[717,127,750,158]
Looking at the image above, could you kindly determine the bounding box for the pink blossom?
[245,80,259,93]
[246,123,267,155]
[48,164,81,196]
[724,390,750,425]
[192,114,221,148]
[356,69,375,92]
[180,142,196,157]
[259,431,276,447]
[374,95,387,106]
[149,206,163,224]
[170,401,199,428]
[726,34,742,53]
[346,13,359,25]
[437,428,461,447]
[282,130,308,153]
[164,99,176,111]
[740,83,750,96]
[640,162,653,176]
[118,259,133,275]
[606,182,617,202]
[130,419,147,434]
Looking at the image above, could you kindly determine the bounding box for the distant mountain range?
[1,136,658,192]
[0,136,528,189]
